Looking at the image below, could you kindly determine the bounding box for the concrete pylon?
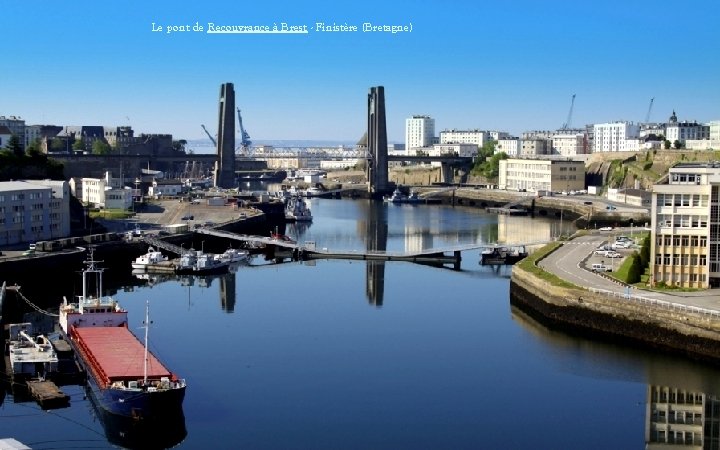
[367,86,390,197]
[214,83,236,188]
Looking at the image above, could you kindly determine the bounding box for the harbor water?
[3,197,720,449]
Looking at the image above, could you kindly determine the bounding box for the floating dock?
[26,380,70,409]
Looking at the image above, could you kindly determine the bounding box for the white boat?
[285,196,313,222]
[303,187,324,198]
[386,188,423,204]
[175,250,230,274]
[218,247,249,263]
[6,322,60,381]
[132,247,169,270]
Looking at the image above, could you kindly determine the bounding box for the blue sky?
[3,0,719,143]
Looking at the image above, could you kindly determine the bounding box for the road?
[539,230,720,312]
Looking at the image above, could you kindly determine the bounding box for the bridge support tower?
[366,86,391,198]
[214,82,236,188]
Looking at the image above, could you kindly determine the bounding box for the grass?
[88,209,134,219]
[517,242,578,289]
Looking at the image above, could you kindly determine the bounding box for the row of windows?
[657,235,707,247]
[670,173,701,184]
[656,193,708,207]
[657,215,708,228]
[655,272,707,283]
[649,429,701,445]
[656,254,707,265]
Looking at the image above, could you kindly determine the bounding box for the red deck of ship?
[73,327,174,387]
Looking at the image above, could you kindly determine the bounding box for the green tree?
[479,152,508,179]
[6,135,23,157]
[50,138,67,152]
[72,138,85,151]
[91,140,112,155]
[664,140,671,149]
[673,140,683,149]
[25,138,42,157]
[627,253,643,284]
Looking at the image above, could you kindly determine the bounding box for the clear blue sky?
[3,0,719,142]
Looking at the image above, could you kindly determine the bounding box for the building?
[520,138,551,156]
[650,162,720,289]
[70,171,131,208]
[405,115,435,154]
[607,188,651,207]
[489,131,510,141]
[552,133,586,156]
[496,137,520,156]
[0,180,71,245]
[665,111,709,145]
[0,125,11,149]
[429,143,477,157]
[498,158,585,192]
[148,179,183,198]
[645,385,708,447]
[593,121,640,152]
[439,129,487,148]
[0,116,25,150]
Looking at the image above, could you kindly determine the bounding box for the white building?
[429,143,477,157]
[405,115,435,155]
[489,131,510,141]
[70,171,134,208]
[439,129,487,148]
[498,158,585,192]
[496,137,520,156]
[593,121,640,152]
[105,188,133,210]
[149,179,183,197]
[665,110,709,145]
[552,133,586,156]
[0,180,71,245]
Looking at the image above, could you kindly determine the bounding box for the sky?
[3,0,719,143]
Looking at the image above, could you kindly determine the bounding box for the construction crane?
[644,97,654,123]
[561,94,576,130]
[201,124,216,147]
[236,107,252,151]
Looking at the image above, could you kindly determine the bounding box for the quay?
[511,232,720,364]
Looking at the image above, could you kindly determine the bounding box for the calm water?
[3,198,720,449]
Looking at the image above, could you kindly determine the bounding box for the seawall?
[510,261,720,364]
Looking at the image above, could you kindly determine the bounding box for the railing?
[587,287,720,319]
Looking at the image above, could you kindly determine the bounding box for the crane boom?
[236,107,252,150]
[645,97,654,123]
[201,124,216,147]
[562,94,576,130]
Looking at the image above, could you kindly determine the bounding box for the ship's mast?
[143,300,149,385]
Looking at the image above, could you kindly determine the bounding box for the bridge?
[195,228,550,269]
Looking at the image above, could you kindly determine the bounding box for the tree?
[627,253,643,284]
[91,140,112,155]
[25,138,42,157]
[50,138,67,152]
[639,235,650,268]
[172,139,187,153]
[6,135,23,157]
[664,140,672,149]
[673,140,683,149]
[72,138,85,152]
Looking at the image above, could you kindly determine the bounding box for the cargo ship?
[58,249,186,419]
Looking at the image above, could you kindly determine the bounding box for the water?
[3,199,720,449]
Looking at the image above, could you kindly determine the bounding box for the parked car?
[583,201,593,205]
[591,263,612,272]
[606,205,617,210]
[605,251,622,258]
[611,242,631,250]
[181,214,194,220]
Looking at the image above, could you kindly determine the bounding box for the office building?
[593,121,640,152]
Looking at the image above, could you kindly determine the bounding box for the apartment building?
[593,121,640,152]
[0,180,71,245]
[405,115,435,154]
[496,137,520,156]
[439,129,487,148]
[498,158,585,192]
[552,133,586,156]
[650,162,720,289]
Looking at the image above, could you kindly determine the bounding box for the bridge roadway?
[195,228,546,266]
[539,230,720,315]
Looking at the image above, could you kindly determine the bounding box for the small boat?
[5,322,59,381]
[131,247,169,270]
[304,187,324,198]
[285,196,313,222]
[480,246,528,265]
[59,249,186,420]
[386,187,423,204]
[218,247,250,263]
[270,231,296,244]
[175,250,230,274]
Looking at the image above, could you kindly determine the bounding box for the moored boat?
[480,246,528,265]
[285,196,313,222]
[131,247,168,270]
[5,322,59,381]
[385,187,423,204]
[59,249,186,420]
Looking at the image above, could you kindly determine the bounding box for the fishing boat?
[175,250,230,275]
[131,247,168,270]
[218,247,250,263]
[285,195,313,222]
[58,249,186,420]
[385,187,423,204]
[480,246,528,265]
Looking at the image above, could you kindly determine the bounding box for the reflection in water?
[137,271,239,313]
[511,306,720,449]
[497,214,554,245]
[87,385,187,449]
[361,201,388,307]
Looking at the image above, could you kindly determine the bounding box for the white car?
[599,226,613,231]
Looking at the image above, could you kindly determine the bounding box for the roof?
[74,327,173,385]
[0,180,52,192]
